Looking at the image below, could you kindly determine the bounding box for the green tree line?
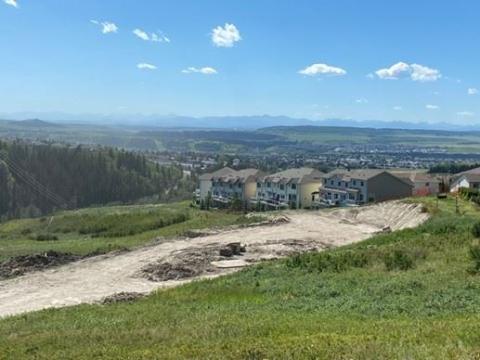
[0,141,194,220]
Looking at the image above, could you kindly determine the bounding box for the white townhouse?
[256,168,324,209]
[198,167,261,205]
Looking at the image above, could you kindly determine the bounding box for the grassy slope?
[1,197,480,359]
[0,202,260,262]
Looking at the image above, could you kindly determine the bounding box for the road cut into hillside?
[0,201,428,318]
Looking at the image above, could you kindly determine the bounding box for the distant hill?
[2,113,480,131]
[0,119,61,128]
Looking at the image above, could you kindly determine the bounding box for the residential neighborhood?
[196,166,458,210]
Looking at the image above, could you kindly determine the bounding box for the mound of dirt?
[143,243,247,282]
[101,292,145,305]
[0,251,81,280]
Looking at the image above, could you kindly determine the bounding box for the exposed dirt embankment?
[0,201,428,318]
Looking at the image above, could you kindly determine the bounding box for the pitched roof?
[261,167,324,185]
[456,167,480,177]
[324,169,413,187]
[456,173,480,183]
[390,171,440,183]
[200,167,261,183]
[199,167,235,181]
[324,169,385,181]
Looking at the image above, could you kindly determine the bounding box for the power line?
[0,154,68,209]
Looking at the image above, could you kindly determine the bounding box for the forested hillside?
[0,141,193,220]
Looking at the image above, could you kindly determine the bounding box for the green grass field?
[1,197,480,359]
[0,202,261,262]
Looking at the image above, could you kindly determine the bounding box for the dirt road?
[0,201,428,318]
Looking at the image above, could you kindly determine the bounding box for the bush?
[469,245,480,272]
[35,233,59,241]
[286,250,369,273]
[472,222,480,238]
[384,249,415,271]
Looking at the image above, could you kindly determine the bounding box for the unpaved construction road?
[0,201,428,318]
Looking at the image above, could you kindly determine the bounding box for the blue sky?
[1,0,479,125]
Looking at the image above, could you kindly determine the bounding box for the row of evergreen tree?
[0,140,193,220]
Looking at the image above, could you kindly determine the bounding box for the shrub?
[384,249,415,271]
[286,250,369,273]
[469,245,480,272]
[35,233,59,241]
[472,222,480,238]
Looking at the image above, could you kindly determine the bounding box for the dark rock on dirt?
[219,242,246,257]
[0,251,81,280]
[101,292,145,305]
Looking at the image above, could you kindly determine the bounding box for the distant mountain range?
[1,113,479,132]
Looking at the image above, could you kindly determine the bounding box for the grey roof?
[324,169,385,181]
[200,167,261,183]
[458,167,480,176]
[456,173,480,183]
[261,167,324,185]
[390,171,440,184]
[324,169,413,187]
[199,167,235,181]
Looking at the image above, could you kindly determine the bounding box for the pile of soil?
[143,242,248,282]
[0,251,81,280]
[101,292,145,305]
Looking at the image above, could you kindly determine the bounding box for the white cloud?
[137,63,157,70]
[375,62,441,82]
[133,29,149,41]
[375,62,410,80]
[457,111,475,117]
[355,98,368,104]
[410,64,441,82]
[133,28,170,43]
[468,88,479,95]
[426,104,439,110]
[299,63,347,76]
[151,32,170,43]
[182,67,218,75]
[393,106,403,111]
[3,0,18,7]
[91,20,118,34]
[212,23,241,47]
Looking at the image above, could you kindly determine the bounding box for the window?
[360,181,364,187]
[291,184,297,190]
[353,180,356,186]
[425,182,430,186]
[280,184,285,190]
[257,182,262,188]
[334,194,338,199]
[330,180,334,186]
[338,181,341,187]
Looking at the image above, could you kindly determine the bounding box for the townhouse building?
[256,168,324,209]
[319,169,413,206]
